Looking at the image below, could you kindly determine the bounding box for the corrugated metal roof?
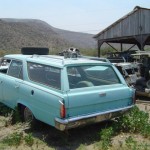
[94,6,150,39]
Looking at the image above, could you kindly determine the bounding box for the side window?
[28,62,61,90]
[7,60,23,79]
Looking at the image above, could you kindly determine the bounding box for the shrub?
[125,136,138,150]
[0,103,21,126]
[77,144,87,150]
[96,106,150,149]
[124,136,150,150]
[141,124,150,138]
[98,127,114,150]
[0,103,12,116]
[114,106,150,134]
[24,133,34,146]
[2,132,23,146]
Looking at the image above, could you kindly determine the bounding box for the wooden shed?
[94,6,150,57]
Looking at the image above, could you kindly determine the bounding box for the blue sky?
[0,0,150,34]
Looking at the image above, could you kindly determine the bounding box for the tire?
[22,106,36,128]
[21,47,49,55]
[136,77,146,87]
[23,107,33,122]
[146,80,150,88]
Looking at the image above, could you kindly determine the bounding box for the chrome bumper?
[55,105,134,131]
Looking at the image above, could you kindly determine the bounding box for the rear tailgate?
[67,84,133,118]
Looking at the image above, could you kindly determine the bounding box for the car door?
[2,59,23,108]
[0,58,11,102]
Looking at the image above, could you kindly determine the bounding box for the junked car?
[107,50,138,63]
[80,55,111,63]
[115,62,139,86]
[132,52,150,97]
[0,48,135,131]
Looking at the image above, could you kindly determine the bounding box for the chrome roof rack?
[31,55,65,64]
[31,47,81,65]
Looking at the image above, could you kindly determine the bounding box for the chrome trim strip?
[59,100,64,105]
[55,105,134,124]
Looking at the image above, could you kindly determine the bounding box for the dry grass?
[0,98,150,150]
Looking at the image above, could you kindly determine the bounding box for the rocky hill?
[52,27,96,49]
[0,19,96,52]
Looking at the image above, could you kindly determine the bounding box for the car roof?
[4,54,111,68]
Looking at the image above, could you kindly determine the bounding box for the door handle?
[99,92,106,97]
[31,90,34,95]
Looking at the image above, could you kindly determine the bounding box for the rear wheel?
[22,106,36,128]
[23,107,34,122]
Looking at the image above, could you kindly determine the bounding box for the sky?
[0,0,150,34]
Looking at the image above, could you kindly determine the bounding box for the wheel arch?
[17,101,37,120]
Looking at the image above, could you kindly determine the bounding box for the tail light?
[130,88,136,104]
[132,92,136,104]
[59,100,66,118]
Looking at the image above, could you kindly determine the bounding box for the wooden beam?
[126,44,136,51]
[121,43,123,52]
[106,42,118,51]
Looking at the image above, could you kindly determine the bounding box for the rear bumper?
[55,105,134,131]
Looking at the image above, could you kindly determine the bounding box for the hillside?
[0,19,96,52]
[53,27,96,49]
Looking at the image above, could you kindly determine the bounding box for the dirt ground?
[0,97,150,150]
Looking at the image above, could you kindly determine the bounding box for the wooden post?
[121,43,123,52]
[106,42,118,51]
[98,40,100,57]
[98,41,103,57]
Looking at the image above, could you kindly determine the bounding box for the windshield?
[67,65,121,89]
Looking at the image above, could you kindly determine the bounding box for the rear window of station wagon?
[27,62,61,90]
[67,65,121,89]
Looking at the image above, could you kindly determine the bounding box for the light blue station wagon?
[0,53,135,131]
